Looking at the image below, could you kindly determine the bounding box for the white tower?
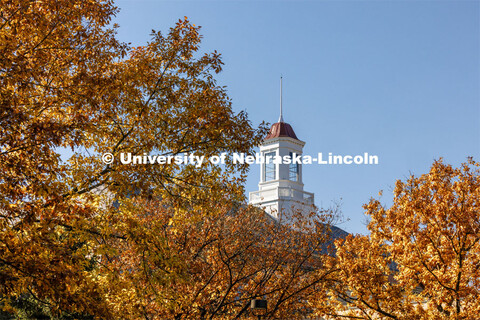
[249,78,314,222]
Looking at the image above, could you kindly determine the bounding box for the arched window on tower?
[289,152,299,182]
[264,151,276,181]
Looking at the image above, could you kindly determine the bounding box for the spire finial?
[279,76,284,122]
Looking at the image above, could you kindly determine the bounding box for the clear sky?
[113,0,480,235]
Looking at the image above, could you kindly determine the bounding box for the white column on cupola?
[249,77,315,222]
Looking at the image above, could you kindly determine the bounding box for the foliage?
[0,0,270,318]
[101,199,340,319]
[323,159,480,320]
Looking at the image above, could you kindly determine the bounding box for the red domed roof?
[264,121,298,140]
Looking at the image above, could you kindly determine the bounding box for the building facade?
[249,117,315,222]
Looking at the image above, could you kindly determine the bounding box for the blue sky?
[113,0,479,235]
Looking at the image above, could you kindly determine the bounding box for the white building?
[249,80,315,222]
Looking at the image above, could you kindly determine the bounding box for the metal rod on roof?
[279,76,284,122]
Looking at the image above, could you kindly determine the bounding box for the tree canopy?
[0,0,270,318]
[323,159,480,320]
[3,1,477,320]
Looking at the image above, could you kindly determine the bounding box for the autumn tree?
[102,198,341,320]
[1,0,267,318]
[320,159,480,320]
